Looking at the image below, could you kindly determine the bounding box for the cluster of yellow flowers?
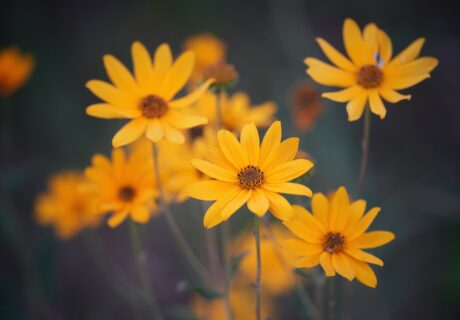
[28,17,438,319]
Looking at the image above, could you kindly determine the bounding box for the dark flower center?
[237,165,264,190]
[323,232,345,253]
[189,125,205,140]
[118,186,136,202]
[357,65,383,89]
[139,95,168,118]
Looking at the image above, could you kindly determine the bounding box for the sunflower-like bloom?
[183,33,226,84]
[283,187,395,288]
[305,18,438,121]
[190,91,277,132]
[187,121,314,228]
[34,171,100,239]
[0,46,34,96]
[84,140,158,228]
[86,42,214,146]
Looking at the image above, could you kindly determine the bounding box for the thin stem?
[254,217,262,320]
[357,107,371,196]
[215,90,223,131]
[327,277,335,320]
[153,144,211,283]
[201,202,220,281]
[128,220,165,320]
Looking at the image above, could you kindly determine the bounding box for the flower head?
[187,121,314,228]
[305,18,438,121]
[290,82,324,131]
[84,139,158,228]
[202,62,239,92]
[282,187,395,287]
[34,171,100,239]
[0,46,34,96]
[86,42,214,146]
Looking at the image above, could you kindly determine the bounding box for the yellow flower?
[183,33,226,83]
[0,46,34,96]
[187,121,314,228]
[86,41,214,147]
[305,18,438,121]
[34,171,100,239]
[84,139,158,228]
[282,187,395,288]
[234,224,298,295]
[190,91,277,132]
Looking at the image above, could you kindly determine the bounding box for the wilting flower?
[34,171,100,239]
[190,91,277,132]
[234,224,297,295]
[183,33,226,84]
[305,18,438,121]
[202,62,239,92]
[84,140,158,228]
[187,121,314,228]
[282,187,395,287]
[86,42,214,146]
[290,82,323,131]
[0,46,34,96]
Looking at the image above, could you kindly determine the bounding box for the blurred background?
[1,0,459,319]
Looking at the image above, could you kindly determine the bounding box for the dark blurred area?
[1,0,460,319]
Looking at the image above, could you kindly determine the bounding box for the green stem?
[327,277,335,320]
[254,217,262,320]
[128,220,164,320]
[357,107,371,196]
[153,144,211,283]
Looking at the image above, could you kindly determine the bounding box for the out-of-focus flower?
[283,186,395,288]
[234,224,298,296]
[187,121,314,228]
[305,18,438,121]
[183,33,226,84]
[34,171,100,239]
[190,91,277,133]
[202,62,238,92]
[290,82,323,132]
[0,46,34,96]
[86,42,214,146]
[295,150,312,161]
[84,139,158,228]
[191,280,273,320]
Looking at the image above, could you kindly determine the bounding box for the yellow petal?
[86,103,140,119]
[342,199,366,235]
[345,248,383,266]
[349,231,395,249]
[160,51,194,100]
[348,207,381,240]
[263,182,312,197]
[282,239,323,256]
[221,190,250,221]
[319,252,336,276]
[169,79,214,109]
[386,38,425,69]
[305,58,355,87]
[311,193,329,229]
[378,87,411,103]
[86,80,135,108]
[316,37,357,72]
[265,159,313,183]
[385,57,438,77]
[187,180,237,200]
[329,186,350,232]
[383,73,431,90]
[206,145,237,172]
[146,119,164,142]
[332,253,355,281]
[108,211,128,228]
[112,117,148,147]
[264,191,293,221]
[363,23,379,58]
[132,41,154,89]
[284,205,324,242]
[166,110,207,129]
[163,123,185,144]
[322,85,363,103]
[259,121,282,162]
[240,123,260,166]
[296,255,321,268]
[368,91,387,119]
[347,258,377,288]
[153,43,172,87]
[218,130,248,168]
[261,137,299,172]
[191,159,236,182]
[247,189,269,216]
[203,188,241,228]
[343,18,370,65]
[112,148,126,180]
[378,30,393,65]
[131,205,150,224]
[103,54,138,92]
[346,92,368,121]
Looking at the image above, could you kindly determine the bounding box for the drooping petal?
[131,205,150,223]
[259,121,282,163]
[332,253,355,281]
[305,58,355,87]
[378,87,411,103]
[282,239,323,256]
[347,257,378,288]
[346,92,368,121]
[316,37,357,72]
[146,119,164,142]
[103,54,138,92]
[160,51,195,99]
[319,252,336,276]
[169,79,214,109]
[345,248,383,266]
[264,191,294,221]
[247,189,269,216]
[240,123,260,165]
[295,255,321,268]
[349,231,395,249]
[221,190,251,221]
[265,159,314,183]
[263,182,312,197]
[203,188,240,228]
[218,130,248,168]
[112,117,148,147]
[107,211,128,228]
[191,159,237,182]
[368,90,387,119]
[166,110,208,129]
[187,180,237,201]
[163,123,185,144]
[132,41,154,89]
[322,85,363,103]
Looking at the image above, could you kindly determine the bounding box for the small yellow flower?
[0,46,34,96]
[234,224,298,296]
[84,139,158,228]
[183,33,226,83]
[86,42,214,147]
[305,18,438,121]
[34,171,100,239]
[190,91,277,132]
[283,186,395,288]
[187,121,314,228]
